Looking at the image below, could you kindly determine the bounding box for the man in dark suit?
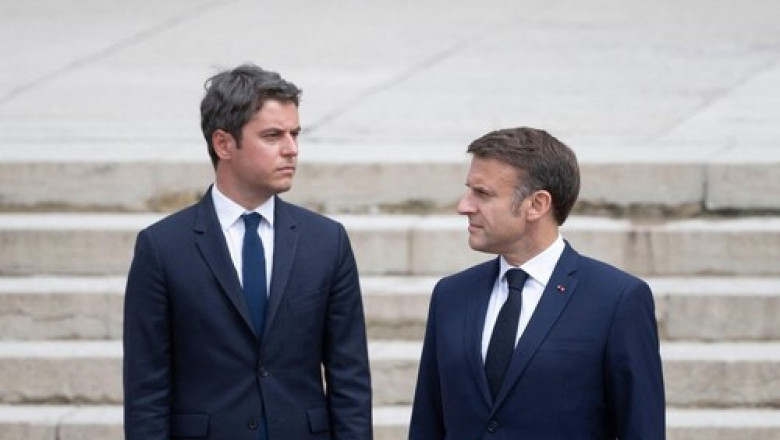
[409,127,665,439]
[123,64,372,440]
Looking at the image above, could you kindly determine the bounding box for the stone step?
[1,405,779,440]
[1,341,779,408]
[0,277,125,341]
[377,406,780,440]
[365,276,780,342]
[3,275,780,342]
[2,145,778,215]
[372,341,780,408]
[376,406,780,440]
[2,213,780,276]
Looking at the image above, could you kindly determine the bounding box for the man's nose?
[456,193,473,215]
[282,134,298,156]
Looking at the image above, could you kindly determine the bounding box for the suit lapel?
[491,243,581,410]
[193,188,256,335]
[464,259,501,407]
[263,197,298,341]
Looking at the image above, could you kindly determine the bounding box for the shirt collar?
[499,234,565,287]
[211,184,276,229]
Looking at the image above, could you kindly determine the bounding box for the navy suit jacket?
[123,189,372,440]
[409,243,665,440]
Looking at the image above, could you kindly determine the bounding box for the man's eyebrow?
[467,183,494,194]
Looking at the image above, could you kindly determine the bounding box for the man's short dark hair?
[467,127,580,225]
[200,64,302,168]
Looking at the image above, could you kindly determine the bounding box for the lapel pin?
[556,284,566,293]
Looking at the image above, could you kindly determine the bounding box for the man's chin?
[468,238,499,255]
[467,237,486,253]
[274,182,294,194]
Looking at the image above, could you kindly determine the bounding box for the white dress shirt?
[211,185,274,293]
[481,235,566,361]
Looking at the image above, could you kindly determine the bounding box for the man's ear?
[526,190,552,221]
[212,129,235,161]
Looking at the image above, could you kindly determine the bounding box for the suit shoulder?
[435,259,497,290]
[280,200,338,225]
[278,199,346,235]
[277,200,352,248]
[141,204,199,235]
[576,253,650,295]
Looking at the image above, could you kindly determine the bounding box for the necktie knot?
[505,268,528,292]
[242,212,262,230]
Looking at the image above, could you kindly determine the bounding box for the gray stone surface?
[653,277,780,341]
[0,405,69,440]
[367,341,780,408]
[0,213,146,275]
[362,277,436,340]
[3,340,779,408]
[58,406,123,440]
[0,342,121,404]
[0,160,211,213]
[665,408,780,440]
[2,0,780,184]
[706,147,780,211]
[3,405,778,440]
[663,343,780,408]
[3,146,780,214]
[6,213,780,276]
[6,0,780,151]
[3,275,779,342]
[365,276,780,342]
[0,277,124,340]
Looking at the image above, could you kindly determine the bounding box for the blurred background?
[1,0,779,438]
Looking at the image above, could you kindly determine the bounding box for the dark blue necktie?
[485,268,529,399]
[241,213,267,337]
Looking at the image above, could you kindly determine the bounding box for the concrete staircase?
[2,149,780,439]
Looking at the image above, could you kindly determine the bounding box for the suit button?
[248,417,259,430]
[258,366,269,377]
[487,420,499,433]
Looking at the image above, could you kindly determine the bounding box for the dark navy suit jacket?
[123,189,372,440]
[409,243,665,439]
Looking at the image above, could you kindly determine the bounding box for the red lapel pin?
[556,284,566,293]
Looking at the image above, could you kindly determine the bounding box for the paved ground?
[1,0,779,162]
